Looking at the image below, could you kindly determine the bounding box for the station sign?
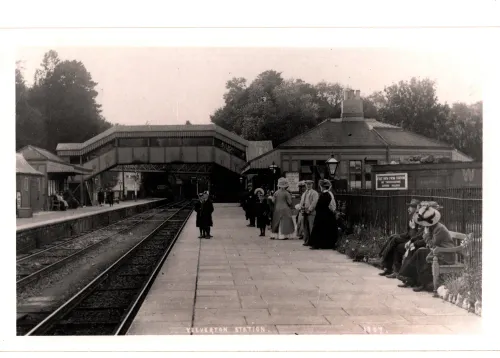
[375,173,408,190]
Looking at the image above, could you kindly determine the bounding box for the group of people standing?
[242,177,339,250]
[97,188,115,207]
[378,199,456,292]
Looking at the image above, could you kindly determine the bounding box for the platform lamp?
[269,161,278,191]
[325,155,339,189]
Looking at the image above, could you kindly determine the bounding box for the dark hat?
[406,199,420,208]
[305,180,314,185]
[320,179,332,188]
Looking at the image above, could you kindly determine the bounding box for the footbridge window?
[214,138,246,160]
[83,142,115,162]
[119,138,149,147]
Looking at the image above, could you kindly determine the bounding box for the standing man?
[300,180,319,246]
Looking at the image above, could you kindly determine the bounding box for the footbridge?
[56,124,272,203]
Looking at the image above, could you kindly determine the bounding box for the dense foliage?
[211,71,482,160]
[16,50,112,152]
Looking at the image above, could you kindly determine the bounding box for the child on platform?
[255,188,270,237]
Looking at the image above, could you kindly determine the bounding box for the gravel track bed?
[97,276,146,290]
[16,218,171,304]
[62,309,124,324]
[16,209,176,278]
[51,324,116,336]
[78,290,138,308]
[115,264,152,276]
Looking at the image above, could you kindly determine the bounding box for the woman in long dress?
[270,178,295,240]
[308,179,338,250]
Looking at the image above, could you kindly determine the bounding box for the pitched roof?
[278,119,388,148]
[246,141,274,161]
[16,153,43,176]
[276,118,452,149]
[375,128,453,148]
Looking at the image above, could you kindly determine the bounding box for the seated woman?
[308,179,337,250]
[378,199,422,277]
[398,204,456,292]
[54,192,69,210]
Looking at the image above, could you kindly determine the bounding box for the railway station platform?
[128,204,483,335]
[17,198,164,231]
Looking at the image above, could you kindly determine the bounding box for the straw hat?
[277,177,289,188]
[254,188,265,196]
[413,206,441,227]
[298,181,306,187]
[305,180,314,185]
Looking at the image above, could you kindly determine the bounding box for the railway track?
[18,201,193,336]
[16,200,188,289]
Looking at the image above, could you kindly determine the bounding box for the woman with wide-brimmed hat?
[397,204,455,292]
[308,179,338,250]
[269,177,295,240]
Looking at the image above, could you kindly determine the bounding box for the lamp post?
[269,161,278,191]
[134,171,138,201]
[325,155,339,187]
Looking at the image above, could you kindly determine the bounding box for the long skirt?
[270,214,295,240]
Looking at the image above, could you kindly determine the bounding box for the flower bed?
[336,226,482,317]
[436,260,482,316]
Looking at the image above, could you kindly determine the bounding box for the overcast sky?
[16,47,483,126]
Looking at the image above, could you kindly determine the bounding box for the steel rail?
[24,201,193,336]
[16,200,187,289]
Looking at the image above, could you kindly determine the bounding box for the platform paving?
[16,198,163,231]
[127,203,482,335]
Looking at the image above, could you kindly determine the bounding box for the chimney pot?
[355,90,360,98]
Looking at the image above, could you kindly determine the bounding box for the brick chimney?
[341,89,364,120]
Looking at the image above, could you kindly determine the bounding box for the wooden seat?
[50,195,61,211]
[431,231,472,292]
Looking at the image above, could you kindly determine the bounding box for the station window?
[300,160,313,174]
[24,177,29,191]
[364,160,378,190]
[349,160,362,189]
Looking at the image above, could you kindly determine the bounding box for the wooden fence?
[335,188,482,269]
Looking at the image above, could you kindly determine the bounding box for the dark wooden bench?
[430,231,471,292]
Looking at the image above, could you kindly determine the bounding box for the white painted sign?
[286,172,300,192]
[376,173,408,190]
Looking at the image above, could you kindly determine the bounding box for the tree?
[28,54,112,151]
[211,70,324,146]
[314,81,344,120]
[185,120,192,125]
[15,65,47,150]
[378,77,444,138]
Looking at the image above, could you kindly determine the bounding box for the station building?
[241,89,473,192]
